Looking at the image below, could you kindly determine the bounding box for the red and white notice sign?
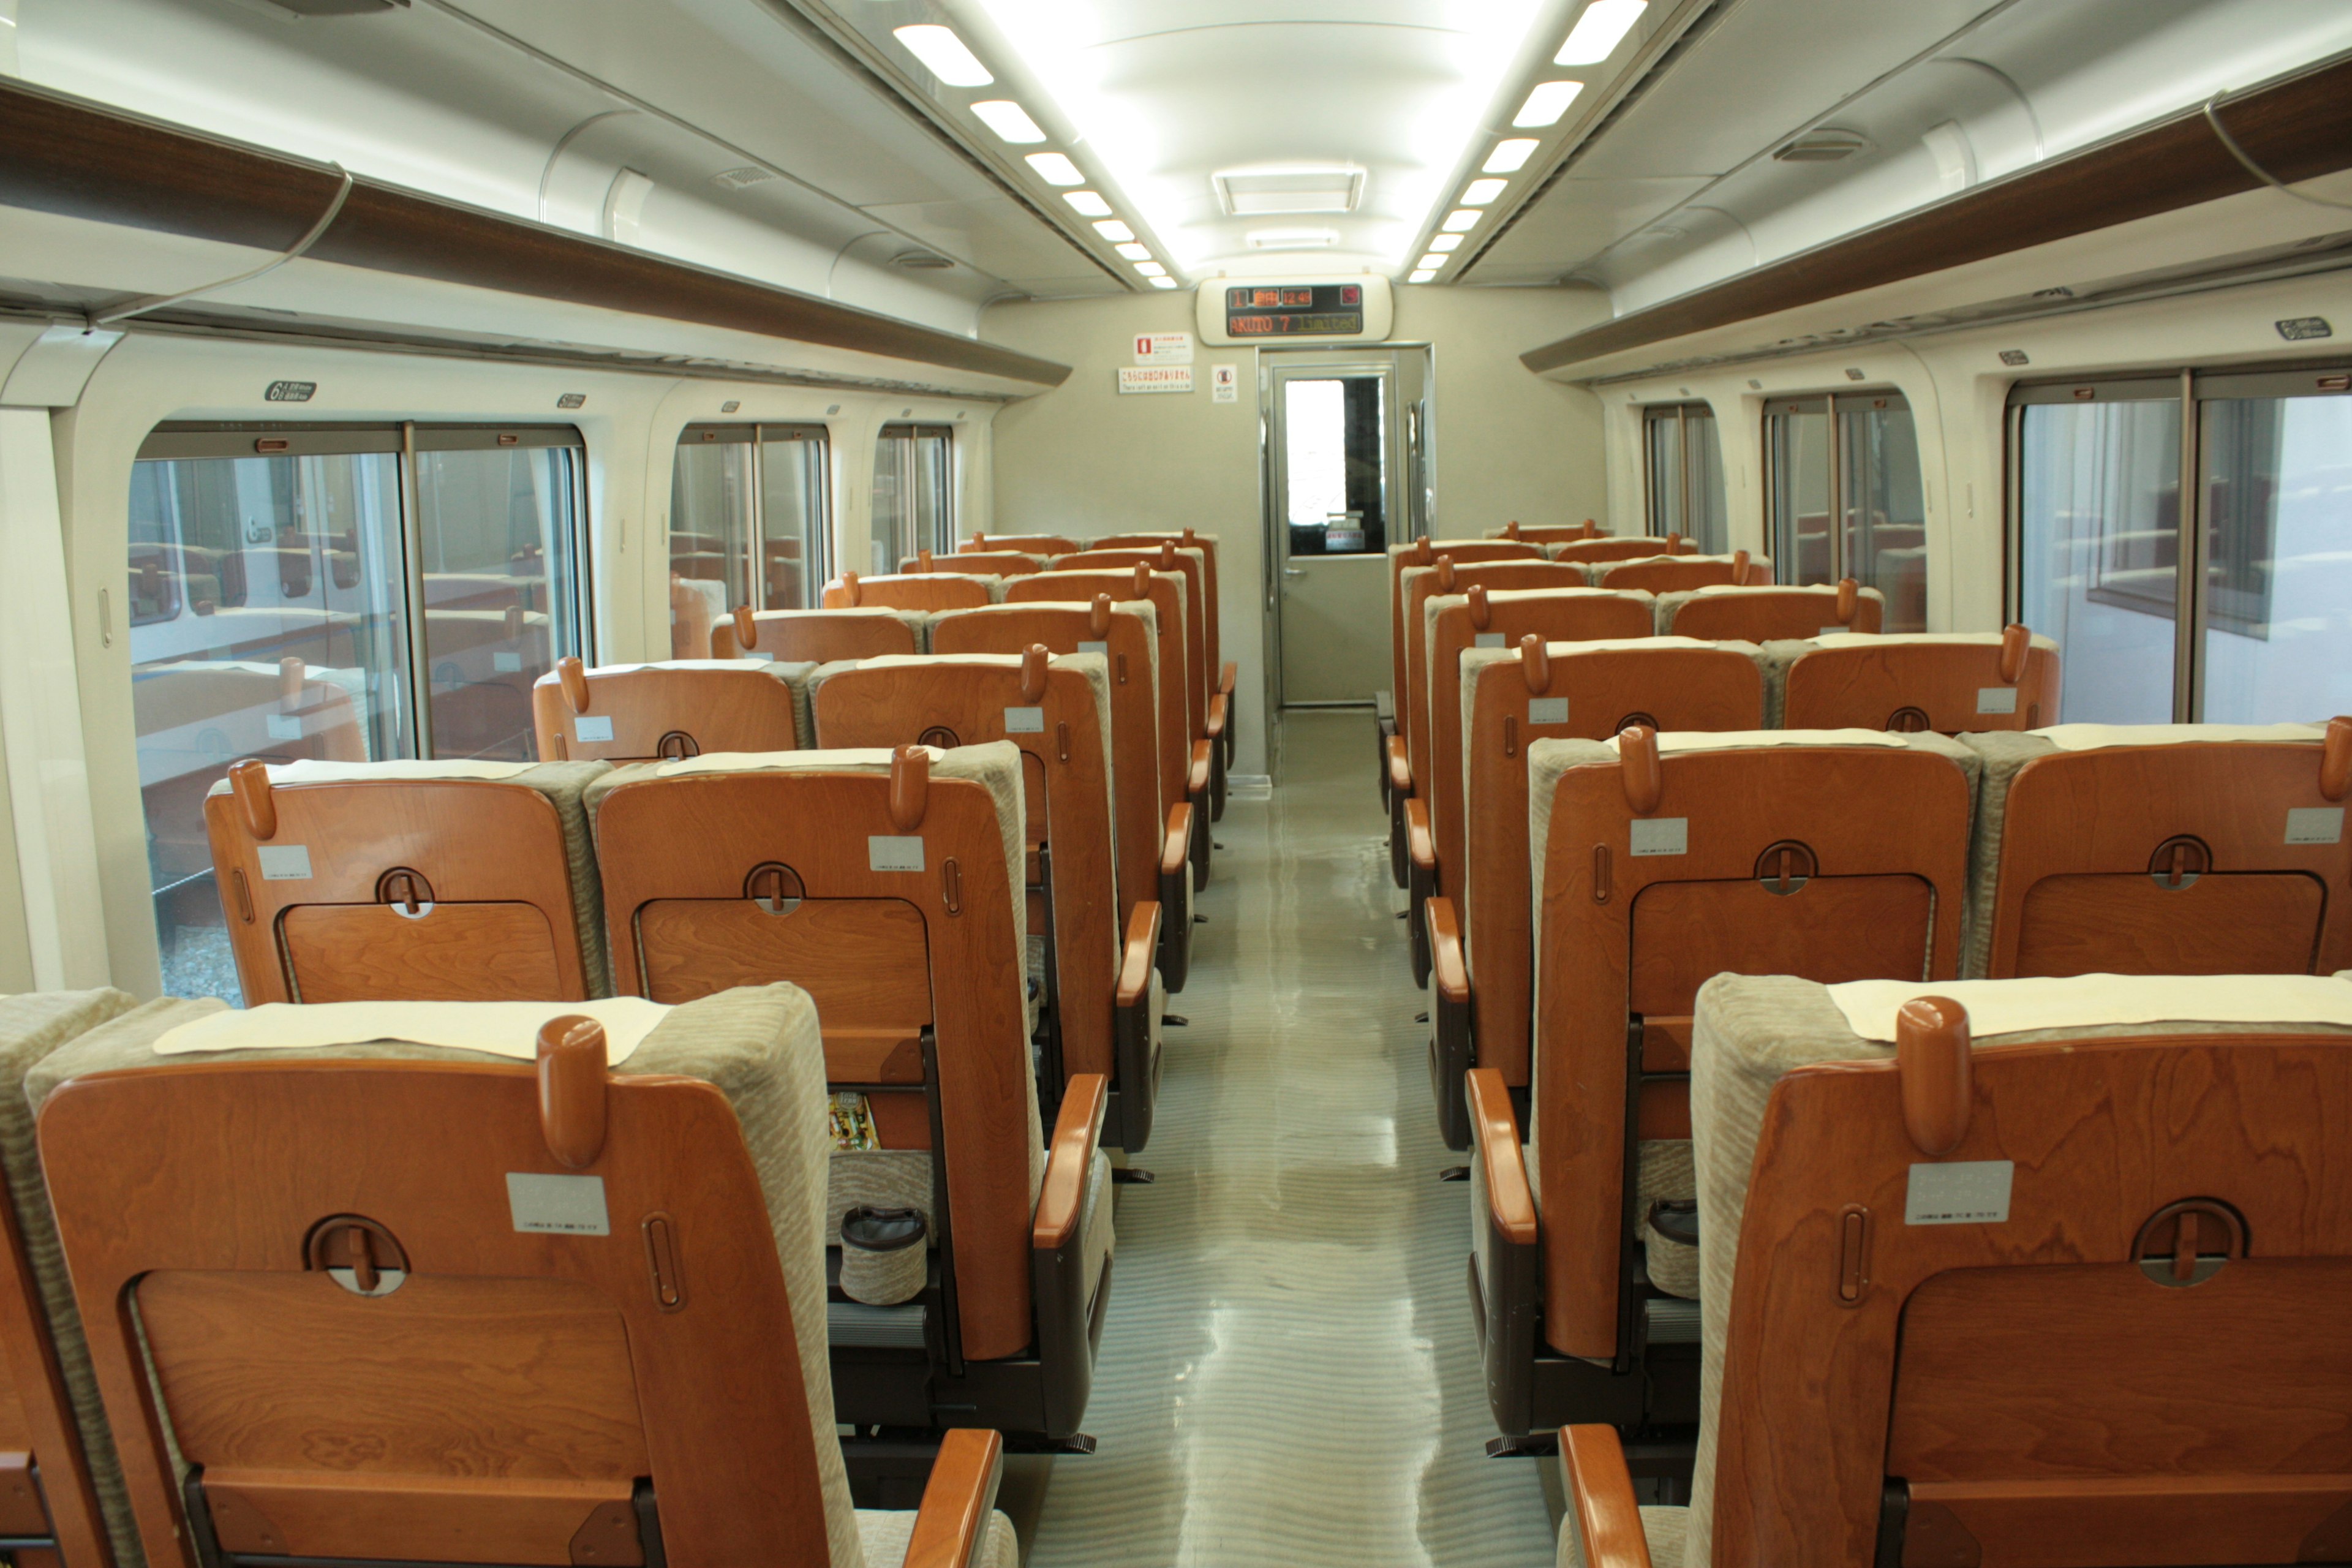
[1131,332,1194,365]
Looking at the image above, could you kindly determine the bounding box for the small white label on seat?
[1475,633,1505,648]
[1975,687,2019,715]
[1905,1160,2012,1224]
[507,1172,609,1235]
[257,845,314,881]
[1004,706,1045,734]
[869,835,925,872]
[494,652,524,673]
[744,652,774,665]
[1819,627,1845,638]
[1629,818,1687,856]
[1527,697,1569,725]
[573,715,614,743]
[266,713,303,741]
[1079,639,1108,656]
[2287,806,2345,845]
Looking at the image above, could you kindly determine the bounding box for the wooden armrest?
[1205,691,1227,737]
[903,1428,1005,1568]
[1117,902,1162,1008]
[1428,897,1468,1005]
[1468,1069,1536,1245]
[1188,741,1213,794]
[1405,797,1434,871]
[1560,1426,1652,1568]
[1032,1072,1108,1250]
[1161,805,1193,876]
[1219,660,1237,696]
[1386,735,1412,794]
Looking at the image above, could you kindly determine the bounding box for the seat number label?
[573,715,615,742]
[1905,1160,2012,1224]
[1629,818,1687,856]
[266,713,304,741]
[1975,687,2018,715]
[2287,807,2345,845]
[507,1173,609,1235]
[257,845,314,881]
[1079,640,1109,655]
[494,652,524,673]
[869,835,925,872]
[1475,633,1506,648]
[1527,698,1569,725]
[1004,706,1045,733]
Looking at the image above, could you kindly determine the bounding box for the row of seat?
[0,984,1025,1567]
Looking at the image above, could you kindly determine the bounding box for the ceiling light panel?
[1094,219,1136,242]
[1149,276,1178,290]
[1115,241,1151,260]
[1461,178,1507,205]
[1135,261,1167,277]
[1440,208,1481,232]
[1484,139,1539,174]
[1213,167,1364,217]
[893,24,994,88]
[1025,152,1084,186]
[1514,80,1585,128]
[1409,269,1437,283]
[1429,233,1463,252]
[1062,190,1113,217]
[969,100,1046,143]
[1417,252,1447,269]
[1246,227,1341,250]
[1555,0,1646,66]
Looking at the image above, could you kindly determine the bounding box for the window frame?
[671,421,833,614]
[2005,361,2352,722]
[1762,389,1919,587]
[1640,401,1724,552]
[873,422,957,565]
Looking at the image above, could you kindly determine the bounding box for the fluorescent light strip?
[1136,261,1167,277]
[892,24,994,88]
[1515,80,1585,127]
[1025,152,1084,186]
[1063,190,1112,217]
[1409,269,1437,284]
[1417,252,1447,270]
[1115,242,1151,260]
[1095,219,1136,243]
[1461,178,1507,206]
[1149,276,1178,290]
[1440,209,1481,233]
[1485,139,1539,173]
[1556,0,1646,66]
[1429,233,1463,252]
[970,100,1045,143]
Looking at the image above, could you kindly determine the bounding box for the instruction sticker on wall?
[1118,366,1194,395]
[1212,364,1240,404]
[1133,331,1194,365]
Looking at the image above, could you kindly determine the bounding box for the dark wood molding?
[1521,55,2352,376]
[0,77,1071,390]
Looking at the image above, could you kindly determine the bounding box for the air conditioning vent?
[1213,167,1365,217]
[255,0,408,13]
[1773,128,1870,163]
[712,167,780,190]
[1246,228,1340,251]
[892,251,956,271]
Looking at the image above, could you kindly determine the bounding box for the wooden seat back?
[1547,534,1691,564]
[1099,530,1221,678]
[905,549,1041,577]
[1591,551,1762,594]
[530,657,804,763]
[1530,729,1974,1359]
[822,571,990,611]
[1420,587,1656,899]
[590,745,1038,1359]
[932,601,1164,925]
[1387,539,1544,709]
[1052,547,1208,742]
[205,760,607,1005]
[1491,521,1607,545]
[710,606,921,663]
[1397,560,1595,796]
[1968,720,2352,980]
[965,532,1079,557]
[1005,568,1189,806]
[1777,627,2060,732]
[1698,978,2352,1568]
[1458,638,1764,1087]
[1659,579,1885,641]
[813,652,1119,1088]
[34,1000,842,1568]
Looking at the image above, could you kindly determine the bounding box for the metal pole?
[398,421,435,758]
[2173,368,2203,722]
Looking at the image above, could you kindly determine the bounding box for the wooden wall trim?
[0,78,1072,390]
[1520,55,2352,377]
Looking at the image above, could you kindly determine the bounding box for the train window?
[411,428,590,761]
[667,423,831,655]
[870,423,953,571]
[1764,392,1927,628]
[1642,403,1726,554]
[1281,376,1389,554]
[125,423,590,1000]
[2011,368,2350,723]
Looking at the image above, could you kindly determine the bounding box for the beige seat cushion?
[855,1507,1020,1568]
[0,990,145,1568]
[25,985,883,1568]
[1556,1502,1687,1567]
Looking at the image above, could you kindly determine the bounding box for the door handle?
[1283,567,1306,579]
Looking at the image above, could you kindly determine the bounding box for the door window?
[1282,375,1387,554]
[870,424,953,572]
[1765,392,1927,628]
[667,424,829,655]
[126,424,590,1001]
[1642,403,1727,553]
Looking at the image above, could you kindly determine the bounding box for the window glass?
[1282,376,1387,554]
[668,429,753,658]
[1643,404,1727,554]
[413,438,588,761]
[759,428,829,610]
[128,446,410,1004]
[1644,411,1685,541]
[2198,389,2352,722]
[871,424,952,572]
[2015,397,2181,724]
[1840,399,1928,631]
[1766,401,1832,585]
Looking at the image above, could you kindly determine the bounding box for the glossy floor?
[1021,709,1560,1566]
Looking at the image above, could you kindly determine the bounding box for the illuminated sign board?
[1224,283,1365,339]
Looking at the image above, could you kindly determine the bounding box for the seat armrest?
[1468,1069,1535,1245]
[1186,743,1213,891]
[1159,805,1192,880]
[1405,799,1435,873]
[1205,691,1227,737]
[1157,804,1194,992]
[1560,1426,1653,1568]
[1404,798,1434,987]
[1112,901,1164,1150]
[1117,902,1162,1009]
[903,1428,1005,1568]
[1219,660,1237,698]
[1033,1072,1108,1251]
[1188,739,1213,794]
[1385,734,1412,796]
[1428,897,1474,1150]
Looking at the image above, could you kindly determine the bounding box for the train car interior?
[4,1,2352,1564]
